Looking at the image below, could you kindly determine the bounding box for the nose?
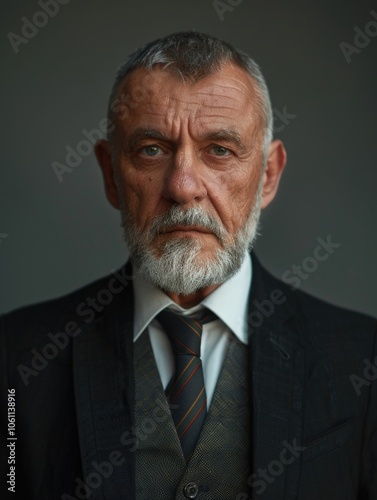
[162,150,207,205]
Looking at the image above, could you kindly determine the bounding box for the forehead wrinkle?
[194,90,243,99]
[197,101,245,112]
[197,79,253,94]
[197,104,244,112]
[170,92,247,112]
[216,80,252,93]
[194,114,247,126]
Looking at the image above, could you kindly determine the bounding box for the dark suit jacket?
[1,254,376,499]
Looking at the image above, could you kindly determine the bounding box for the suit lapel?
[73,255,306,499]
[73,263,136,500]
[249,255,306,499]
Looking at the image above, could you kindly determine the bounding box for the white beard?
[118,183,263,295]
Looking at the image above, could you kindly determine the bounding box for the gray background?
[1,0,376,316]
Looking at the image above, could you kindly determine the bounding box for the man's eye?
[210,146,231,156]
[140,145,163,156]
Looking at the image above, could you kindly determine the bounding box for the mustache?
[146,205,228,244]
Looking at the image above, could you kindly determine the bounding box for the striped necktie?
[157,308,217,460]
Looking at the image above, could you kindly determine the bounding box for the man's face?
[96,63,285,297]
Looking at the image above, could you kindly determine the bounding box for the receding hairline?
[114,59,262,110]
[110,61,266,132]
[106,31,273,159]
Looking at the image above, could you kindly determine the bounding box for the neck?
[164,284,220,308]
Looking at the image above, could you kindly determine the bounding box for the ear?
[260,139,287,209]
[94,139,120,209]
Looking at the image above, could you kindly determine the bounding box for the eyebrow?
[124,127,245,152]
[125,128,170,151]
[196,129,245,152]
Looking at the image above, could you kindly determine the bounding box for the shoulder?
[251,252,376,344]
[251,253,377,416]
[0,262,133,353]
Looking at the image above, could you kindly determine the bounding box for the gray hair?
[107,31,273,162]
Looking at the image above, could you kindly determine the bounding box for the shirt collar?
[132,253,252,345]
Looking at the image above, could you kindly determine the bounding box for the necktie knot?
[157,308,216,357]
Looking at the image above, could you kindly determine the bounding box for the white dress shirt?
[133,253,252,408]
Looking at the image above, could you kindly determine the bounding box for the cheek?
[212,169,260,220]
[122,172,164,225]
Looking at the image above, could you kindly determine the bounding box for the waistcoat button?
[183,482,199,498]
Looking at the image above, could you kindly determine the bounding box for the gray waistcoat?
[134,330,250,500]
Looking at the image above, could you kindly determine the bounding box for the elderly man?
[1,32,376,500]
